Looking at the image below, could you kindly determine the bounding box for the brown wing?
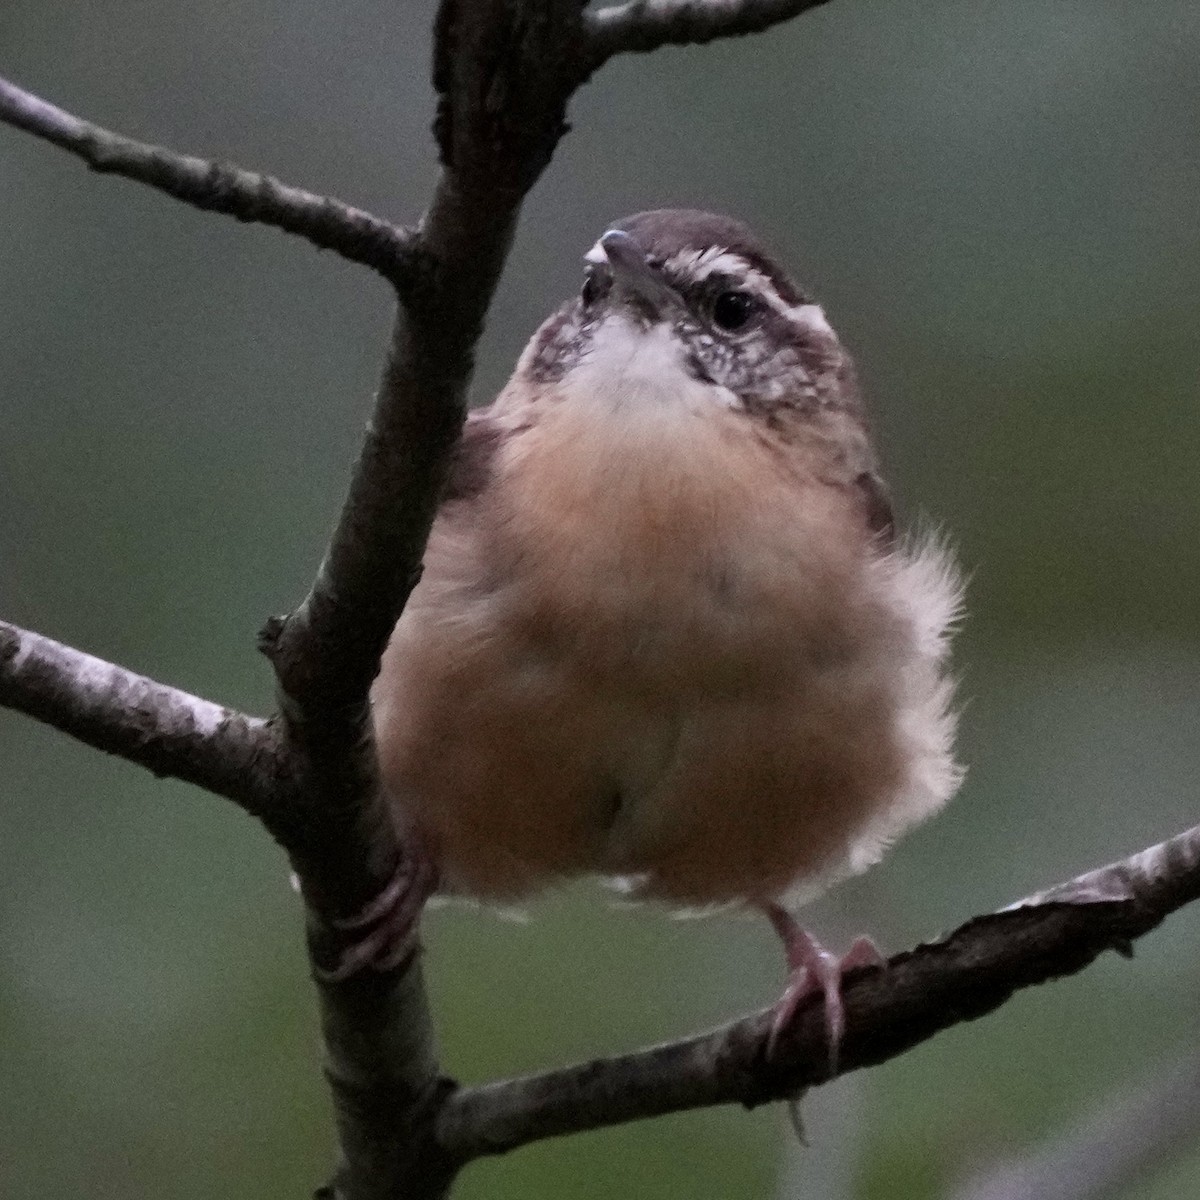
[852,469,896,548]
[442,409,505,504]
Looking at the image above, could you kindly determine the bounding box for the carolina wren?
[368,209,962,1052]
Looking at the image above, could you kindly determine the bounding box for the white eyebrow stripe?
[662,246,793,314]
[663,247,755,282]
[786,303,833,334]
[583,240,827,332]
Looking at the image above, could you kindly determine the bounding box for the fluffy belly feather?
[371,403,961,909]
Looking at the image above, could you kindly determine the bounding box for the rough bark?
[2,3,1195,1197]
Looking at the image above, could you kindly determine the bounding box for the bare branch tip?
[585,0,832,59]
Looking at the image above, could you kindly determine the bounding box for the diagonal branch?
[585,0,833,62]
[0,76,419,284]
[436,820,1200,1161]
[0,619,283,816]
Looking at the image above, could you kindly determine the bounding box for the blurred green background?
[2,2,1199,1197]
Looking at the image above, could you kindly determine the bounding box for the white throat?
[566,313,737,415]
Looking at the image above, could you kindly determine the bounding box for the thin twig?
[585,0,833,62]
[0,76,419,284]
[953,1048,1200,1200]
[0,619,282,815]
[437,821,1200,1160]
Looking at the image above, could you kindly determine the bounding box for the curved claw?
[315,850,438,982]
[330,869,409,932]
[761,904,887,1077]
[765,922,843,1072]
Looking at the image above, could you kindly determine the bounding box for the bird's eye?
[712,290,756,331]
[581,270,601,307]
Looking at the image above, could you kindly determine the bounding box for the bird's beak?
[598,230,679,319]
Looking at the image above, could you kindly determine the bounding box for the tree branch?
[262,0,592,740]
[585,0,833,62]
[0,76,419,284]
[258,0,596,923]
[0,619,282,816]
[954,1047,1200,1200]
[253,6,599,1197]
[13,4,1172,1199]
[437,820,1200,1161]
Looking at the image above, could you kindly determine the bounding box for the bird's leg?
[761,903,886,1075]
[316,840,439,981]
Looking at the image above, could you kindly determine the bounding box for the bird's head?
[517,209,865,430]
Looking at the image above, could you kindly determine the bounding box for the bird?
[357,208,962,1062]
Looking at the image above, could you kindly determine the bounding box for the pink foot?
[762,904,886,1075]
[317,847,438,981]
